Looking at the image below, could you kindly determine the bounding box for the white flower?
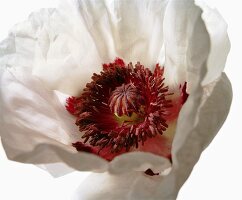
[0,0,232,199]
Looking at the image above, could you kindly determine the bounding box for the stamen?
[66,58,188,160]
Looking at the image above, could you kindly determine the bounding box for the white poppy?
[0,0,232,199]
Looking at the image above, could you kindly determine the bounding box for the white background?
[0,0,241,199]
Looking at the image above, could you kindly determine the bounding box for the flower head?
[0,0,232,199]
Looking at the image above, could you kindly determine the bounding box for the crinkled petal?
[109,152,171,175]
[0,67,108,172]
[2,0,168,96]
[31,8,103,96]
[0,9,55,69]
[169,73,232,193]
[163,0,230,90]
[0,68,79,144]
[37,163,75,177]
[71,73,232,200]
[0,8,102,96]
[196,0,230,85]
[72,171,165,200]
[59,0,168,65]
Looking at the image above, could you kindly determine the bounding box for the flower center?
[66,58,188,160]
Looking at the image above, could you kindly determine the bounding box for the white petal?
[31,8,103,96]
[72,172,166,200]
[109,152,171,175]
[196,0,230,85]
[168,72,232,196]
[0,67,108,172]
[37,162,75,177]
[1,1,168,95]
[59,0,168,66]
[163,0,230,90]
[163,0,208,89]
[0,8,102,96]
[0,68,77,144]
[38,152,171,177]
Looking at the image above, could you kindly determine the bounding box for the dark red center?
[66,58,187,160]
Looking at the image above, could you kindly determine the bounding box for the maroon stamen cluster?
[66,58,173,155]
